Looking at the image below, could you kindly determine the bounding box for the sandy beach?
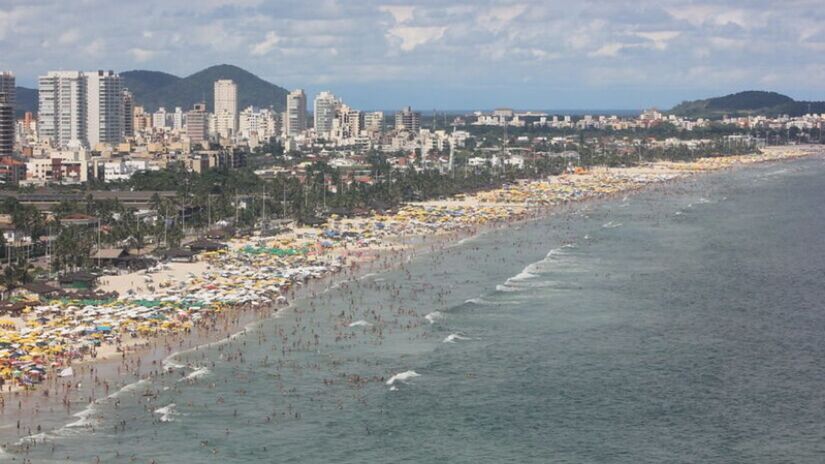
[0,145,819,450]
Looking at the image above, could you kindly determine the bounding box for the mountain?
[669,91,825,118]
[122,64,289,113]
[14,86,38,117]
[121,70,180,101]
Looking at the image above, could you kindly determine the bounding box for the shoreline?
[0,145,821,451]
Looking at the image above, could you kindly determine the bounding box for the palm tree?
[0,257,33,298]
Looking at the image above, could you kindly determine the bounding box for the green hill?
[14,86,38,117]
[670,91,825,118]
[121,70,180,102]
[14,65,289,117]
[122,64,289,113]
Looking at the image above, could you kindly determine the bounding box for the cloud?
[1,0,823,108]
[58,29,81,45]
[635,31,680,50]
[589,43,627,57]
[379,5,415,24]
[477,5,527,33]
[250,31,281,56]
[387,26,446,51]
[129,48,156,62]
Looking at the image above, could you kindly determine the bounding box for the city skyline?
[2,0,824,110]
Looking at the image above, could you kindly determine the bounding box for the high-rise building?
[286,89,307,137]
[333,105,362,141]
[0,72,14,108]
[153,107,168,130]
[122,88,134,138]
[186,103,209,146]
[214,79,238,138]
[0,93,13,157]
[364,111,385,133]
[395,106,421,133]
[313,91,339,137]
[172,107,184,131]
[86,70,124,147]
[38,71,87,148]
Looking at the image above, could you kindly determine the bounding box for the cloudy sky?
[2,0,824,110]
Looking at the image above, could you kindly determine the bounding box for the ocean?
[4,155,825,463]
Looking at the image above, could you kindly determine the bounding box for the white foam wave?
[178,366,211,382]
[443,333,470,343]
[424,311,444,324]
[546,248,566,258]
[496,284,522,293]
[507,270,536,282]
[107,378,150,399]
[162,356,185,371]
[386,370,420,385]
[348,320,372,328]
[65,404,99,428]
[154,403,178,422]
[602,221,623,229]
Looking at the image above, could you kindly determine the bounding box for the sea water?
[4,155,825,462]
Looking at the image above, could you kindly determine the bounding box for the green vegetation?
[670,91,825,118]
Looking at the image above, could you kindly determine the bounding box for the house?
[60,213,98,227]
[186,239,227,253]
[12,282,63,300]
[163,248,195,263]
[206,227,235,240]
[91,247,131,268]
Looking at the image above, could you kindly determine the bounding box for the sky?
[2,0,825,110]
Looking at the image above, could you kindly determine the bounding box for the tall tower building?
[38,71,87,148]
[286,89,307,137]
[395,106,421,133]
[86,70,124,147]
[122,88,134,138]
[313,91,338,137]
[0,93,13,157]
[0,72,15,109]
[186,103,209,146]
[214,79,238,138]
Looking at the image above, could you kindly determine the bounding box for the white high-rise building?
[364,111,384,133]
[172,107,184,131]
[313,91,339,138]
[38,71,88,148]
[153,107,168,130]
[285,89,307,137]
[214,79,238,138]
[86,70,124,147]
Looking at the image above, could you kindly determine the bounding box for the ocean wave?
[602,221,623,229]
[386,370,420,386]
[495,284,523,293]
[546,248,566,258]
[65,404,99,429]
[424,311,444,323]
[443,333,471,343]
[178,366,211,382]
[507,269,537,283]
[154,403,178,422]
[348,320,372,328]
[107,378,150,399]
[162,356,185,371]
